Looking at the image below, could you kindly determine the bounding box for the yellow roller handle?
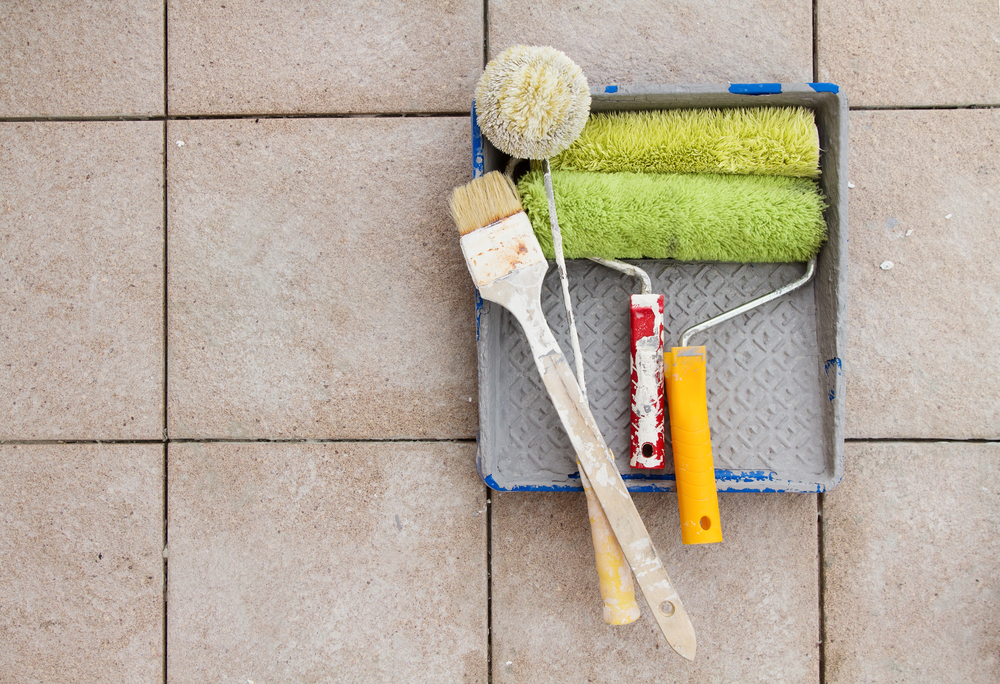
[581,467,641,624]
[664,347,723,545]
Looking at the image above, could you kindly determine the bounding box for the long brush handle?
[543,159,587,395]
[531,325,696,658]
[664,347,723,545]
[481,269,695,658]
[580,467,640,624]
[542,160,638,623]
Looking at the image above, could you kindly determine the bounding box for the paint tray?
[472,83,847,494]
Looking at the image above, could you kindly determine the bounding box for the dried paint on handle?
[630,294,666,469]
[582,474,641,625]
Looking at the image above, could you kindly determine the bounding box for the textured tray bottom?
[480,259,826,491]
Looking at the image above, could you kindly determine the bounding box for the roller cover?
[550,107,821,179]
[518,169,827,263]
[665,347,723,545]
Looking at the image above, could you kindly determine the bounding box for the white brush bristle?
[475,45,591,160]
[449,171,524,236]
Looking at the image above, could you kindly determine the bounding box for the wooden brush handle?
[478,271,695,657]
[580,468,640,624]
[473,258,696,658]
[532,337,695,658]
[664,347,723,545]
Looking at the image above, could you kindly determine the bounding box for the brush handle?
[664,347,723,545]
[629,294,666,469]
[478,264,696,660]
[580,467,641,624]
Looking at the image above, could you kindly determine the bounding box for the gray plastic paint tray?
[471,83,847,494]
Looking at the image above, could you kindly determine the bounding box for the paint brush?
[449,171,697,660]
[475,44,640,625]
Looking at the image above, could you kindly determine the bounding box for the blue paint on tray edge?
[825,357,844,402]
[483,468,818,492]
[471,101,484,178]
[808,83,840,93]
[471,101,485,339]
[729,83,782,95]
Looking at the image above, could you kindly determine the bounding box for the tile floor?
[1,2,998,682]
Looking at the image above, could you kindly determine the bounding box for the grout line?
[6,437,995,447]
[162,3,170,681]
[485,488,493,683]
[3,105,999,126]
[168,437,479,444]
[0,437,478,446]
[481,1,490,678]
[6,436,994,447]
[0,112,469,124]
[850,103,1000,111]
[482,2,490,679]
[483,0,490,68]
[812,0,819,84]
[817,493,827,684]
[161,441,169,684]
[0,439,168,446]
[0,115,164,122]
[845,437,1000,444]
[168,111,470,120]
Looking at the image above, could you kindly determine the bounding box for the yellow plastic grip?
[582,474,641,624]
[664,347,723,545]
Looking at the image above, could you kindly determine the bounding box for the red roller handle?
[629,294,665,469]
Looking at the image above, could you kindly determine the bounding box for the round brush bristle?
[475,45,591,160]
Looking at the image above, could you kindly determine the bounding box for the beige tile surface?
[0,122,165,440]
[0,1,164,117]
[491,491,818,682]
[167,1,482,115]
[845,110,1000,439]
[818,0,1000,107]
[166,442,487,683]
[488,0,812,86]
[167,117,477,440]
[823,442,1000,683]
[0,444,164,683]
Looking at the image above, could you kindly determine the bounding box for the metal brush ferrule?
[459,212,546,289]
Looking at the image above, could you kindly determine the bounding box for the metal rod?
[679,258,817,348]
[588,257,653,295]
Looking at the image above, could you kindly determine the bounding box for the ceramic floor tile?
[1,122,165,440]
[488,0,812,86]
[823,442,1000,683]
[167,117,477,440]
[166,442,487,683]
[167,1,482,115]
[0,444,164,683]
[491,491,818,682]
[845,110,1000,439]
[0,1,164,117]
[818,0,1000,107]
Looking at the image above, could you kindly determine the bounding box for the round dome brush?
[475,46,641,626]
